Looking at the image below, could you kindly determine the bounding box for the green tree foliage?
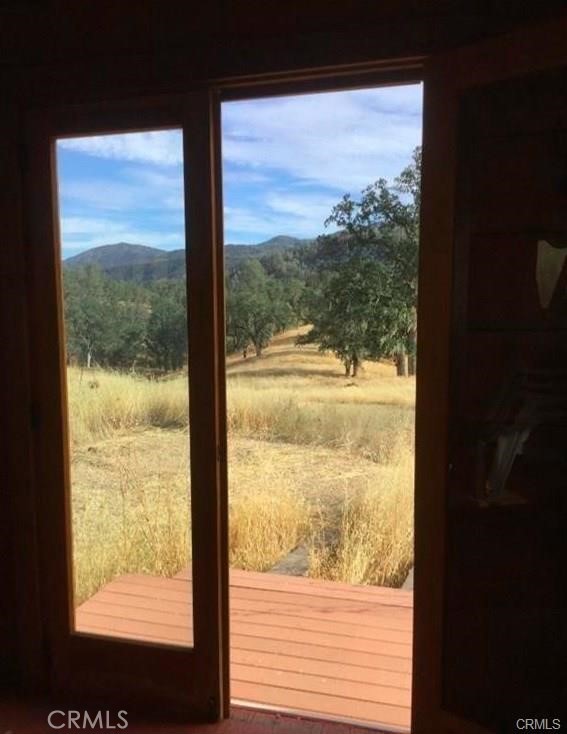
[303,259,387,376]
[145,281,188,371]
[63,266,184,372]
[104,298,148,370]
[303,146,421,376]
[64,265,119,368]
[226,259,293,357]
[62,148,420,377]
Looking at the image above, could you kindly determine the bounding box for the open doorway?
[51,80,422,732]
[222,83,422,730]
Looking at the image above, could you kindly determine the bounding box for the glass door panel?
[55,129,194,647]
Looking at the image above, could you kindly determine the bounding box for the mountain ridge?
[65,242,166,268]
[64,236,315,282]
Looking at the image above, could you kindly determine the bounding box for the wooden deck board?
[76,570,413,731]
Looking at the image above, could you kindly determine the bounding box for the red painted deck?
[76,569,413,732]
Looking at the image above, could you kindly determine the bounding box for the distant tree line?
[64,268,187,372]
[63,147,420,377]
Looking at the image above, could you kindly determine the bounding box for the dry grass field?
[68,328,415,605]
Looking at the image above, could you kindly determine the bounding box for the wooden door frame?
[413,14,567,734]
[23,91,229,720]
[18,60,428,726]
[20,45,534,729]
[16,57,423,717]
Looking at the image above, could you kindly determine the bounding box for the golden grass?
[71,433,315,603]
[309,439,414,587]
[230,484,310,572]
[67,368,188,445]
[68,329,415,602]
[72,446,191,604]
[227,385,412,463]
[68,335,414,463]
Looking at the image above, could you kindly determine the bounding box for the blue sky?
[57,84,422,259]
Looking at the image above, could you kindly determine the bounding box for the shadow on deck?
[76,569,413,731]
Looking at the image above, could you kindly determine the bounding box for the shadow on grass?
[227,366,346,380]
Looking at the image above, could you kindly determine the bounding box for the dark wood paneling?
[0,103,44,691]
[442,62,567,730]
[444,501,567,725]
[0,104,20,689]
[459,332,567,421]
[469,136,567,238]
[465,66,567,137]
[0,0,564,70]
[466,235,567,329]
[1,3,566,109]
[415,18,567,734]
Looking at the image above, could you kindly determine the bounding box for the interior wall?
[0,103,35,688]
[1,1,565,105]
[1,0,566,692]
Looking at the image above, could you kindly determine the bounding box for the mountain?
[64,236,314,282]
[65,242,165,270]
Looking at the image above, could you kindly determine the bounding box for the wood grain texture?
[76,570,413,731]
[415,15,567,734]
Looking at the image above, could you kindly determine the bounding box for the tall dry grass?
[229,484,310,571]
[309,438,414,587]
[68,364,414,463]
[72,435,312,603]
[72,454,191,604]
[68,337,415,600]
[227,383,413,463]
[67,368,188,445]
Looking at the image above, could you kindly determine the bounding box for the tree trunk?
[255,344,263,357]
[86,349,92,369]
[408,353,416,376]
[344,358,351,376]
[395,351,408,377]
[352,355,360,377]
[408,325,417,376]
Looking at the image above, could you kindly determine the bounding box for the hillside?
[65,242,165,270]
[65,236,314,282]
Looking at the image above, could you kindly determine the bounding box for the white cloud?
[224,194,334,242]
[63,230,184,255]
[58,130,183,166]
[222,168,272,185]
[57,86,423,248]
[59,180,142,211]
[223,206,286,241]
[265,191,339,224]
[58,170,184,213]
[222,85,422,192]
[61,217,115,236]
[60,216,184,253]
